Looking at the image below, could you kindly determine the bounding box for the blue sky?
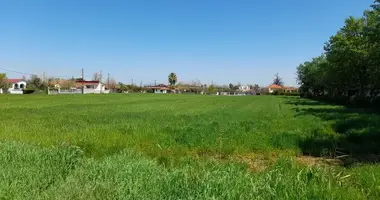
[0,0,373,86]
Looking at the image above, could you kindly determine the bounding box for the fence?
[48,88,110,95]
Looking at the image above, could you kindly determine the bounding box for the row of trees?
[296,1,380,106]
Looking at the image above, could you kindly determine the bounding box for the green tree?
[27,75,47,90]
[0,73,9,89]
[168,73,177,86]
[296,1,380,104]
[208,85,216,94]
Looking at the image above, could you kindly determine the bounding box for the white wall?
[8,81,27,94]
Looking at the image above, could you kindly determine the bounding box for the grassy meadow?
[0,94,379,199]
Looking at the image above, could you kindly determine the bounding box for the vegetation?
[272,73,284,86]
[0,94,379,198]
[168,72,178,86]
[0,73,9,89]
[27,75,47,91]
[296,1,380,107]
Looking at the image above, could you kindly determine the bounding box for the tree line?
[296,1,380,107]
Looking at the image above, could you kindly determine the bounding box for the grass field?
[0,94,379,199]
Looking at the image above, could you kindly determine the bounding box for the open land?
[0,94,379,199]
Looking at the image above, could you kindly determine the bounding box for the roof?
[283,86,298,90]
[76,80,100,84]
[267,84,283,89]
[146,84,170,90]
[8,79,24,83]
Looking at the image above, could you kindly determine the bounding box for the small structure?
[239,85,251,92]
[283,86,298,93]
[147,84,170,94]
[50,79,109,94]
[265,84,298,94]
[75,80,107,93]
[267,84,283,93]
[7,79,27,94]
[217,92,229,96]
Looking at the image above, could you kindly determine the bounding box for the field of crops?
[0,94,379,199]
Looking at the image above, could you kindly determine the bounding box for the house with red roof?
[50,79,109,94]
[1,78,27,94]
[146,84,171,94]
[267,84,283,93]
[265,84,298,94]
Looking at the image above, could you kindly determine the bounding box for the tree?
[0,73,9,89]
[27,75,47,90]
[168,73,177,86]
[208,85,216,94]
[295,1,380,105]
[253,84,260,92]
[107,78,117,91]
[93,72,103,82]
[60,79,76,89]
[273,73,284,86]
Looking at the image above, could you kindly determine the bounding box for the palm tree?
[168,72,177,86]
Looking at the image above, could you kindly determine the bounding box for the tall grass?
[0,94,338,158]
[1,95,379,199]
[0,142,378,199]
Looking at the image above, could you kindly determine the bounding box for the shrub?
[23,89,35,94]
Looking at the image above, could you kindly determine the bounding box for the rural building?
[266,84,298,93]
[283,86,298,93]
[50,79,109,94]
[1,79,27,94]
[267,84,283,93]
[239,85,251,92]
[147,84,171,94]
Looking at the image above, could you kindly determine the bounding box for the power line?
[0,67,37,76]
[0,67,79,78]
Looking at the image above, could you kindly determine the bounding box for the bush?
[23,89,35,94]
[372,95,380,109]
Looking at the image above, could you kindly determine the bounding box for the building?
[266,84,298,94]
[4,79,27,94]
[267,84,283,93]
[283,86,298,93]
[50,79,109,94]
[239,85,251,92]
[147,84,171,94]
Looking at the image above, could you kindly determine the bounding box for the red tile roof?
[8,79,24,83]
[267,84,283,89]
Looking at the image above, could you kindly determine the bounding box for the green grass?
[0,94,379,199]
[0,95,332,158]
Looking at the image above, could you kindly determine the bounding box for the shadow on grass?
[291,99,380,165]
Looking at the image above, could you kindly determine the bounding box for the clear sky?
[0,0,373,86]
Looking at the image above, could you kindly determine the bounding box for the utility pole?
[43,72,46,83]
[100,70,103,93]
[107,73,110,87]
[81,68,84,94]
[154,80,156,86]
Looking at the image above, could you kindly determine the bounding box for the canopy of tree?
[296,1,380,106]
[0,73,9,89]
[168,73,177,86]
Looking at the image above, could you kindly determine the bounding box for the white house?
[50,80,109,94]
[239,85,251,92]
[7,79,27,94]
[146,84,170,94]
